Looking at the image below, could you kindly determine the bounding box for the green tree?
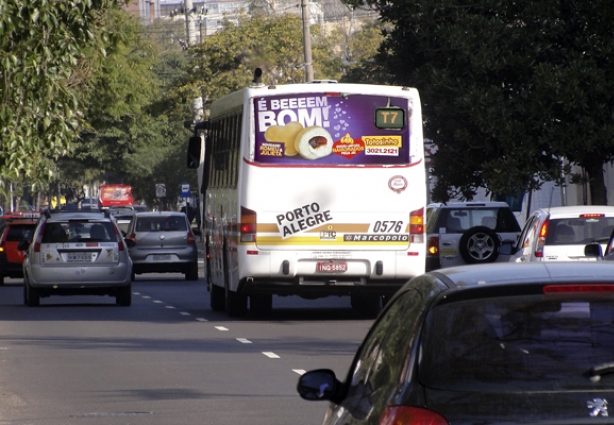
[0,0,122,184]
[343,0,614,204]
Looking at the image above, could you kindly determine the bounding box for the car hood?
[424,387,614,424]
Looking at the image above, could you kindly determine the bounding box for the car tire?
[116,284,132,306]
[0,275,4,286]
[185,263,199,281]
[459,226,500,264]
[210,283,225,311]
[250,293,273,315]
[24,279,40,307]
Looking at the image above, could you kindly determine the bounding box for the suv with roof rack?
[18,209,134,306]
[426,201,521,271]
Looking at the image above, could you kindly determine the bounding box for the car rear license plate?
[317,261,348,272]
[67,253,93,262]
[152,254,171,261]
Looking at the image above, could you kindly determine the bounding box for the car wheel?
[185,263,199,281]
[0,275,4,286]
[225,287,247,317]
[250,293,273,315]
[116,284,132,306]
[459,226,500,264]
[210,282,225,311]
[24,279,40,307]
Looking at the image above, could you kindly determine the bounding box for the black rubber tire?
[185,263,199,281]
[351,294,381,318]
[210,283,225,311]
[116,283,132,306]
[458,226,500,264]
[24,279,40,307]
[225,287,248,317]
[250,293,273,315]
[0,275,4,286]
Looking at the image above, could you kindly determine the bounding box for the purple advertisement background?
[254,93,411,165]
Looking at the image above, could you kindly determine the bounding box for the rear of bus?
[237,84,426,300]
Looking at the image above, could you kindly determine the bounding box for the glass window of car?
[545,218,614,245]
[42,221,115,243]
[6,225,35,241]
[135,216,187,232]
[419,294,614,391]
[343,289,423,419]
[443,208,504,233]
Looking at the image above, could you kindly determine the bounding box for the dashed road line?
[263,352,280,359]
[195,318,208,322]
[293,369,306,375]
[236,338,252,344]
[215,326,229,331]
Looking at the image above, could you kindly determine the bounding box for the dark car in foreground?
[125,211,198,280]
[298,262,614,425]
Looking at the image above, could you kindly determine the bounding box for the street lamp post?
[301,0,314,82]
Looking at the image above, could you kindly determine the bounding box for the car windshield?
[546,218,614,245]
[438,207,520,233]
[419,293,614,391]
[135,216,187,232]
[6,225,36,241]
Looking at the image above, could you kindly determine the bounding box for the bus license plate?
[67,253,93,262]
[317,261,348,272]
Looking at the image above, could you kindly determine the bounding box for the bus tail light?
[535,220,549,258]
[241,207,257,242]
[410,208,424,243]
[380,406,449,425]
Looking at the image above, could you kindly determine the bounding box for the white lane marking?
[153,300,163,304]
[262,352,280,359]
[133,292,140,295]
[142,296,151,299]
[215,326,229,331]
[195,318,208,322]
[180,312,190,316]
[166,306,176,309]
[236,338,252,344]
[293,369,306,375]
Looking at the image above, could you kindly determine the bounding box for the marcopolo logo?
[276,202,333,239]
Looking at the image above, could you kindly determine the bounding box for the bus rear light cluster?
[240,206,257,242]
[409,207,424,243]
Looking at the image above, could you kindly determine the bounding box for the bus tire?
[351,293,381,318]
[250,293,273,315]
[225,287,247,317]
[210,283,225,311]
[459,226,500,264]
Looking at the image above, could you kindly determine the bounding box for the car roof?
[135,212,185,217]
[535,205,614,217]
[43,210,112,221]
[427,201,511,208]
[428,261,614,288]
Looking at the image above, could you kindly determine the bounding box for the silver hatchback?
[125,212,198,280]
[20,210,133,306]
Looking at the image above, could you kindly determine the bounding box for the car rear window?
[135,216,187,232]
[420,294,614,391]
[439,208,520,233]
[6,225,36,242]
[546,218,614,245]
[42,221,116,243]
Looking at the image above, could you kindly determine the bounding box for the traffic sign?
[181,183,190,198]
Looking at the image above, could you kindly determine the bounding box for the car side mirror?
[297,369,340,402]
[17,239,30,251]
[584,242,603,258]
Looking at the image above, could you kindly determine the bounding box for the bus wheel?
[225,287,247,317]
[250,293,273,315]
[210,283,225,311]
[351,294,381,318]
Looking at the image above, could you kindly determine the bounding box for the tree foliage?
[343,0,614,204]
[0,0,122,186]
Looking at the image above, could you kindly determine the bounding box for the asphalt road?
[0,272,374,425]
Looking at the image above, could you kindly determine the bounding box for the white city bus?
[187,70,426,316]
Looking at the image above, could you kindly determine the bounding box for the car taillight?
[187,232,196,245]
[240,206,257,242]
[380,406,449,425]
[544,284,614,294]
[110,224,125,251]
[427,236,439,256]
[535,220,549,258]
[410,208,424,243]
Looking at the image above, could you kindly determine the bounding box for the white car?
[505,205,614,262]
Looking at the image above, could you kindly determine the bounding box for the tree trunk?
[584,161,608,205]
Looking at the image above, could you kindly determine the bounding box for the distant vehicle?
[125,212,198,281]
[187,70,427,316]
[98,184,135,234]
[503,205,614,262]
[0,212,40,285]
[426,201,521,271]
[134,204,148,213]
[298,261,614,425]
[19,209,133,306]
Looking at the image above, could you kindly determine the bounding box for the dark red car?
[0,212,40,285]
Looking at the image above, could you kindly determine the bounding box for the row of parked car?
[0,208,198,306]
[297,201,614,425]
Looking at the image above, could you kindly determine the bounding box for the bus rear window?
[253,93,411,166]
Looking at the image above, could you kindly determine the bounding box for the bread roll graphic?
[294,126,333,160]
[264,121,303,156]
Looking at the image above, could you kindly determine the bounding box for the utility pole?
[184,0,197,45]
[301,0,314,82]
